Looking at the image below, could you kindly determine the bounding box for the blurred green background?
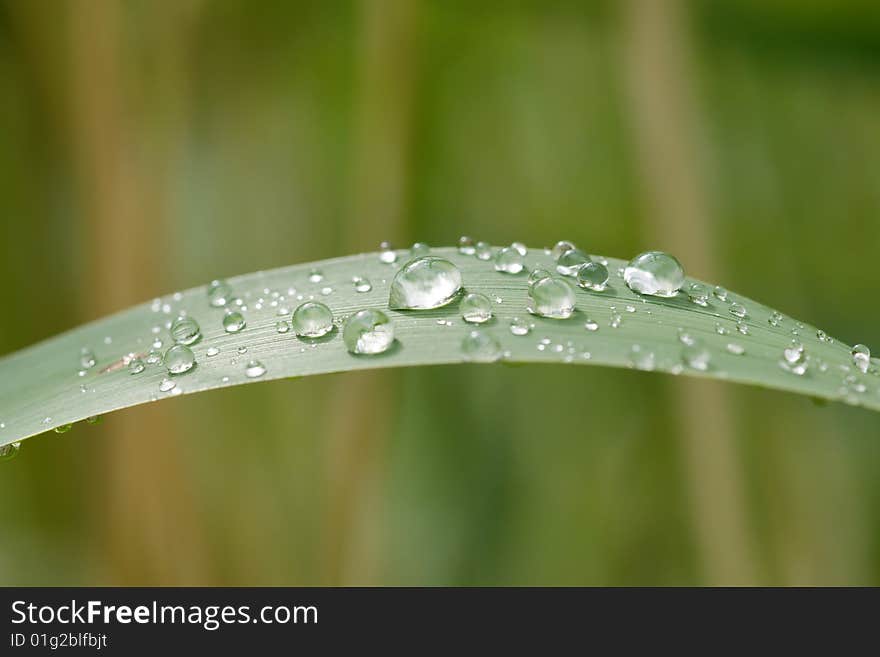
[1,0,880,586]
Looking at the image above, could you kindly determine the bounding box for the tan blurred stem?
[65,0,209,583]
[321,0,419,584]
[621,0,757,583]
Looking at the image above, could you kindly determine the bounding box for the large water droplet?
[852,344,871,374]
[223,310,247,334]
[623,251,685,297]
[343,309,395,355]
[164,344,196,375]
[292,301,334,338]
[244,360,267,378]
[460,292,494,324]
[527,276,575,319]
[494,246,525,274]
[170,316,201,345]
[0,442,21,462]
[388,256,462,310]
[576,262,609,291]
[461,330,502,362]
[556,248,591,276]
[207,279,231,307]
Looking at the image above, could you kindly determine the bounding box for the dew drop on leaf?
[623,251,685,297]
[388,256,462,310]
[343,309,395,355]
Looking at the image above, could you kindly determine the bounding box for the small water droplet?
[458,235,476,255]
[308,268,324,283]
[682,343,711,371]
[584,318,599,332]
[556,248,591,276]
[159,377,177,392]
[170,316,201,345]
[527,276,575,319]
[0,442,21,462]
[852,344,871,374]
[550,240,576,260]
[576,262,609,291]
[461,330,502,362]
[726,343,745,356]
[389,256,462,310]
[275,320,290,334]
[207,279,232,307]
[164,344,196,375]
[509,317,531,336]
[817,330,829,343]
[54,424,72,434]
[474,241,493,260]
[79,347,97,370]
[292,301,334,338]
[494,246,525,274]
[411,242,430,257]
[678,330,697,346]
[222,310,247,334]
[128,357,145,375]
[624,251,685,297]
[86,415,103,425]
[715,322,729,335]
[768,311,783,327]
[609,313,622,328]
[343,309,395,355]
[379,241,398,264]
[237,346,248,355]
[736,321,749,335]
[460,293,494,324]
[352,275,372,293]
[780,342,808,375]
[729,303,748,319]
[206,346,220,357]
[630,345,656,371]
[688,283,710,306]
[244,360,267,378]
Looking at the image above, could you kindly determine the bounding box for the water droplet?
[780,342,808,375]
[461,330,502,362]
[729,303,748,319]
[511,241,528,256]
[379,241,398,264]
[474,241,493,260]
[159,377,177,392]
[458,235,476,255]
[576,262,609,291]
[389,256,462,310]
[630,345,656,371]
[494,246,525,274]
[343,309,395,355]
[528,269,552,285]
[551,240,576,260]
[237,345,248,355]
[678,330,697,346]
[509,317,531,336]
[556,248,591,277]
[527,276,575,319]
[460,293,494,324]
[79,347,97,370]
[817,330,829,342]
[682,343,711,371]
[0,442,21,462]
[207,279,231,307]
[170,316,201,345]
[609,313,622,329]
[275,320,290,334]
[736,321,749,335]
[623,251,685,297]
[128,358,145,375]
[715,322,729,335]
[852,344,871,374]
[308,268,324,283]
[726,343,745,356]
[86,415,103,425]
[584,318,599,332]
[688,283,709,306]
[768,311,783,327]
[206,346,220,357]
[164,344,196,375]
[54,424,72,434]
[713,286,729,302]
[411,242,431,257]
[292,301,334,338]
[244,360,267,378]
[352,275,372,293]
[222,310,247,334]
